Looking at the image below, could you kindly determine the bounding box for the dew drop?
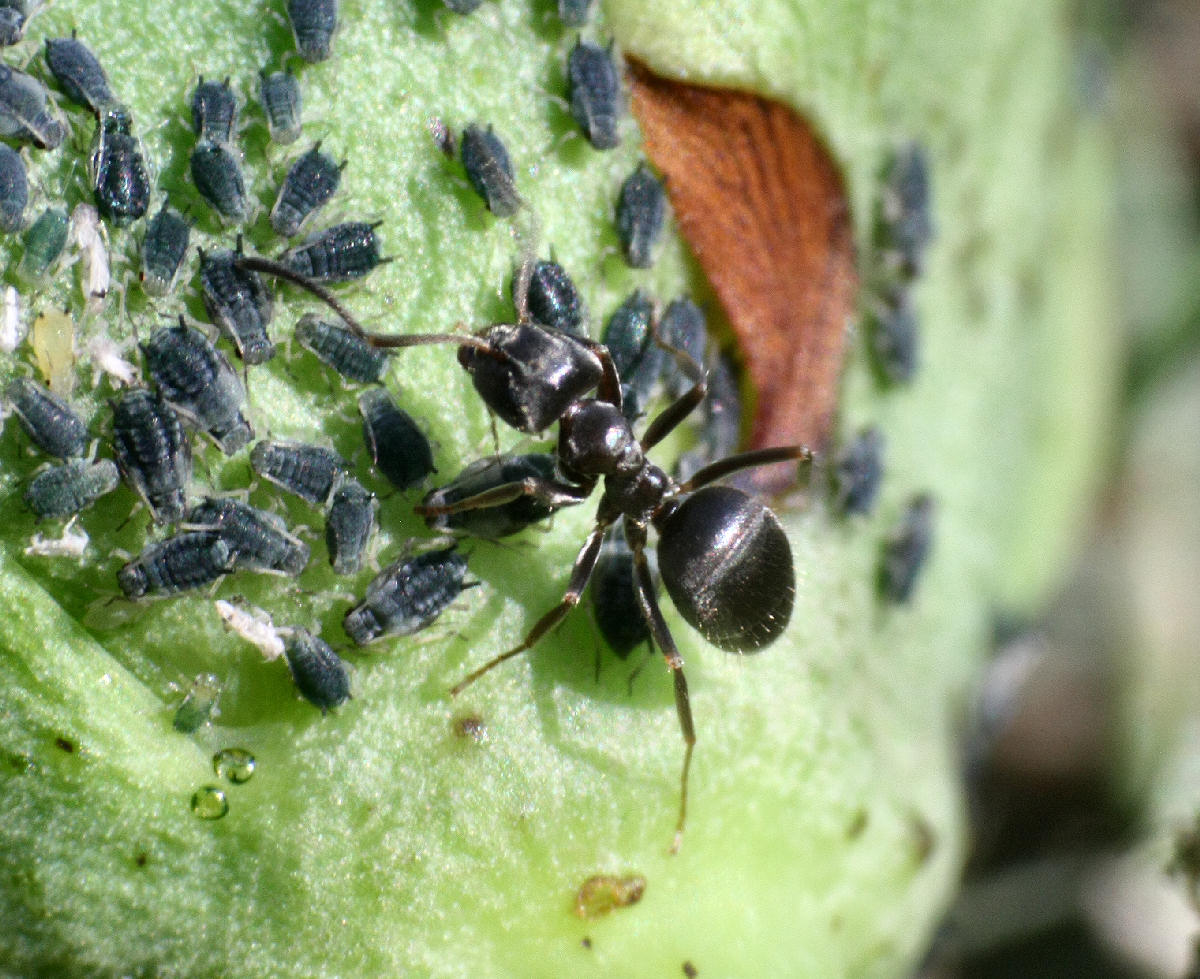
[213,747,256,784]
[190,785,229,820]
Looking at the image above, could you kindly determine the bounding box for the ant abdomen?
[655,484,794,652]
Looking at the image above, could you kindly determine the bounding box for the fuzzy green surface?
[0,0,1115,976]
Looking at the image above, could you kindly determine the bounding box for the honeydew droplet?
[213,747,256,784]
[190,785,229,820]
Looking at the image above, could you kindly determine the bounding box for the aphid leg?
[678,445,815,492]
[625,519,694,854]
[416,472,591,519]
[450,519,609,695]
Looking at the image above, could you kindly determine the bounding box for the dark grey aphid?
[557,0,594,27]
[187,496,309,576]
[0,142,27,232]
[590,523,651,659]
[281,628,350,712]
[880,493,934,603]
[142,321,252,454]
[358,388,435,491]
[190,140,248,224]
[567,39,621,151]
[325,475,376,575]
[279,221,383,282]
[191,76,237,146]
[258,69,301,145]
[173,673,221,733]
[294,313,388,383]
[421,452,559,539]
[675,351,742,482]
[460,124,519,217]
[343,546,470,645]
[111,388,192,524]
[616,162,665,269]
[44,35,114,114]
[518,259,585,335]
[832,427,884,517]
[0,7,26,46]
[270,142,342,237]
[0,64,64,149]
[287,0,339,63]
[6,376,88,458]
[90,105,150,225]
[869,287,918,385]
[140,202,190,297]
[198,248,274,364]
[658,296,708,399]
[117,531,232,598]
[602,290,659,421]
[24,458,119,519]
[878,142,933,279]
[443,0,482,12]
[250,439,346,506]
[16,205,67,281]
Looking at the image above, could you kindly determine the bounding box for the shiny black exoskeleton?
[90,105,150,225]
[421,452,559,540]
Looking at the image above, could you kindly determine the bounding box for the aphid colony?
[0,1,937,849]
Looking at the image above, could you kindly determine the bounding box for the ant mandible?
[237,254,812,852]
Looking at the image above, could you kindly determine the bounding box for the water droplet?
[190,785,229,820]
[213,747,256,784]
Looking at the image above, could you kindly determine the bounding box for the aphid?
[44,35,115,114]
[557,0,594,27]
[117,531,232,598]
[0,64,64,149]
[602,290,659,421]
[420,452,559,539]
[616,162,666,269]
[343,545,470,645]
[250,438,346,506]
[270,142,342,237]
[280,627,350,712]
[658,297,708,399]
[832,426,884,517]
[443,0,483,12]
[294,313,389,383]
[880,493,934,603]
[140,202,190,297]
[258,69,302,144]
[187,497,310,576]
[85,335,138,388]
[90,105,150,225]
[590,523,652,660]
[460,123,520,217]
[24,519,90,559]
[215,599,284,660]
[23,458,119,519]
[68,203,110,306]
[0,6,26,47]
[190,140,248,224]
[172,672,221,732]
[29,307,75,397]
[324,475,377,575]
[878,142,933,279]
[190,76,237,146]
[517,259,586,335]
[358,387,435,491]
[279,221,384,282]
[574,874,646,919]
[111,388,192,524]
[287,0,339,63]
[0,142,28,233]
[198,247,275,364]
[142,320,252,455]
[567,39,621,151]
[5,376,88,458]
[0,285,23,353]
[868,286,918,385]
[16,205,68,282]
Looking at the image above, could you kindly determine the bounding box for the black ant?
[237,254,811,852]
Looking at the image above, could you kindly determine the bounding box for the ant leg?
[679,445,815,492]
[639,330,708,451]
[450,519,610,695]
[625,521,695,854]
[578,337,623,411]
[415,474,594,519]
